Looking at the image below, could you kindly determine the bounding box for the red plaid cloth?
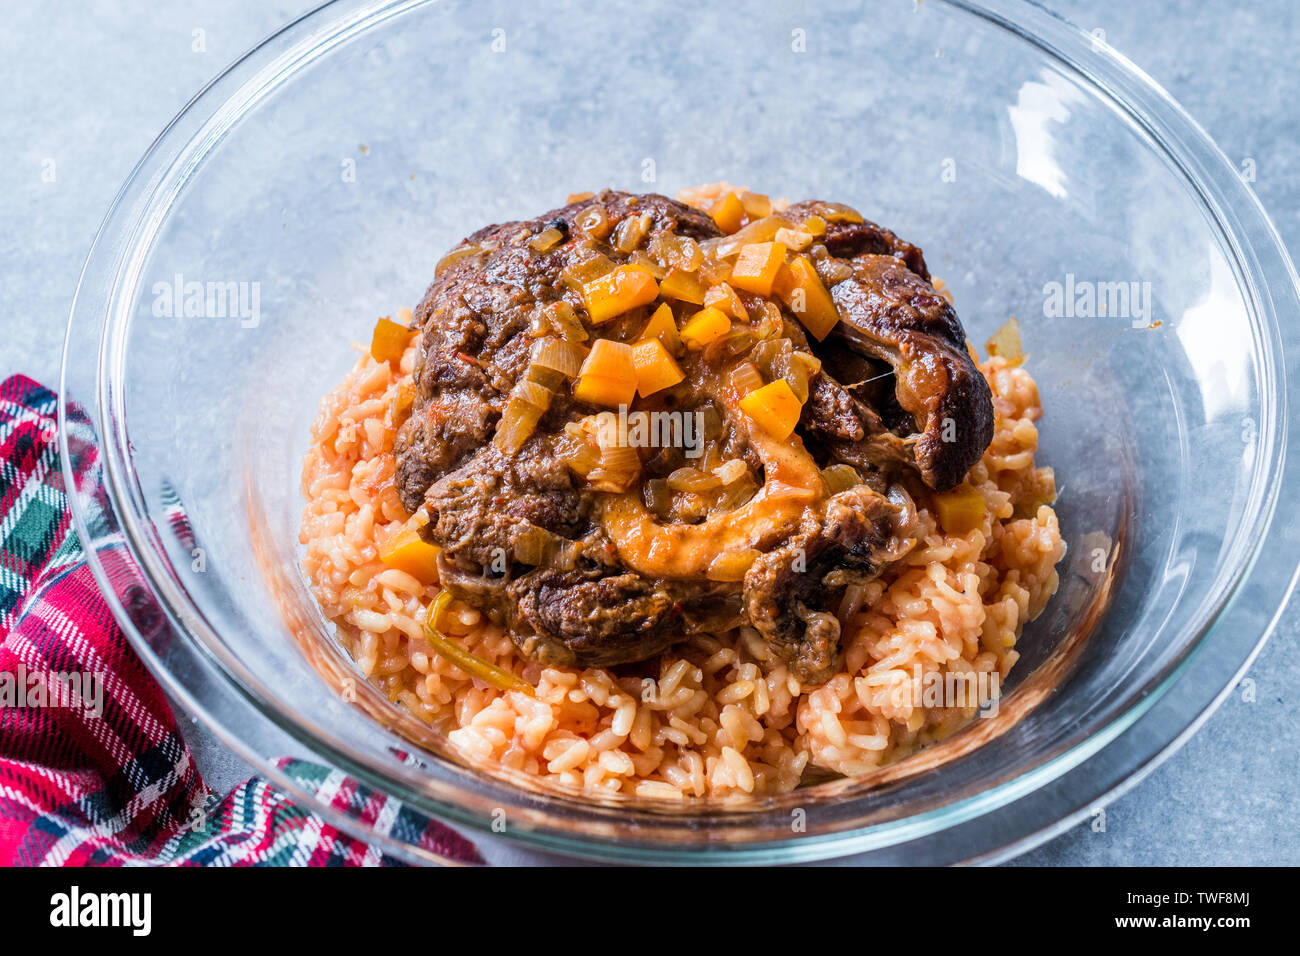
[0,375,482,865]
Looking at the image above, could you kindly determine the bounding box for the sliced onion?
[514,525,565,565]
[712,215,785,259]
[837,582,868,624]
[599,445,641,473]
[547,301,588,342]
[740,191,772,219]
[512,377,554,410]
[808,201,864,224]
[800,214,828,236]
[792,350,822,376]
[529,227,564,252]
[424,598,534,696]
[773,351,812,403]
[750,337,792,377]
[577,204,611,238]
[613,212,652,253]
[559,250,615,292]
[706,548,760,582]
[702,328,757,365]
[667,466,721,493]
[648,231,703,271]
[711,474,758,514]
[698,404,723,440]
[820,463,862,494]
[493,397,544,455]
[558,435,600,476]
[698,254,734,286]
[643,478,671,515]
[753,302,785,340]
[435,242,483,276]
[528,307,551,338]
[703,283,748,322]
[628,250,666,279]
[588,444,640,492]
[774,226,813,251]
[531,336,586,378]
[712,458,749,485]
[985,316,1024,365]
[729,362,764,396]
[525,365,567,392]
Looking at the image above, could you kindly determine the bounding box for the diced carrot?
[680,307,732,351]
[581,338,636,379]
[370,317,410,364]
[581,264,660,324]
[574,339,637,407]
[640,303,683,355]
[379,529,440,584]
[631,338,685,396]
[659,267,705,304]
[933,487,987,535]
[574,375,635,408]
[739,379,803,440]
[710,192,745,234]
[729,241,787,297]
[775,255,840,340]
[703,282,748,322]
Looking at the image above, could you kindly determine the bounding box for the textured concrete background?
[1,0,1296,864]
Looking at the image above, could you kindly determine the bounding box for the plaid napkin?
[0,374,482,866]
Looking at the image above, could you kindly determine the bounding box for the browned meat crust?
[394,189,993,680]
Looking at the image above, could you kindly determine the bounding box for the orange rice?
[299,335,1064,798]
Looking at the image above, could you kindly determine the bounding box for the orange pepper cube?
[379,529,440,584]
[739,379,803,440]
[933,487,987,535]
[729,241,787,297]
[710,192,745,234]
[631,338,685,396]
[776,255,840,341]
[370,317,410,364]
[679,307,732,351]
[640,303,683,355]
[581,264,660,324]
[574,339,637,407]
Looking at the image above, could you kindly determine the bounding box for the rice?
[299,334,1063,799]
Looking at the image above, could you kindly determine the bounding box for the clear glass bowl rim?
[60,0,1300,864]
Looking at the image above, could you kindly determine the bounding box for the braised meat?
[393,189,992,681]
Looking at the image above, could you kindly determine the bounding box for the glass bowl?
[61,0,1300,864]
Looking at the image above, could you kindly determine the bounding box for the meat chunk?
[825,255,994,490]
[422,436,588,569]
[394,189,992,681]
[395,190,719,513]
[507,569,680,668]
[743,484,911,683]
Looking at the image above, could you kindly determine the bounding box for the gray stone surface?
[1,0,1295,865]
